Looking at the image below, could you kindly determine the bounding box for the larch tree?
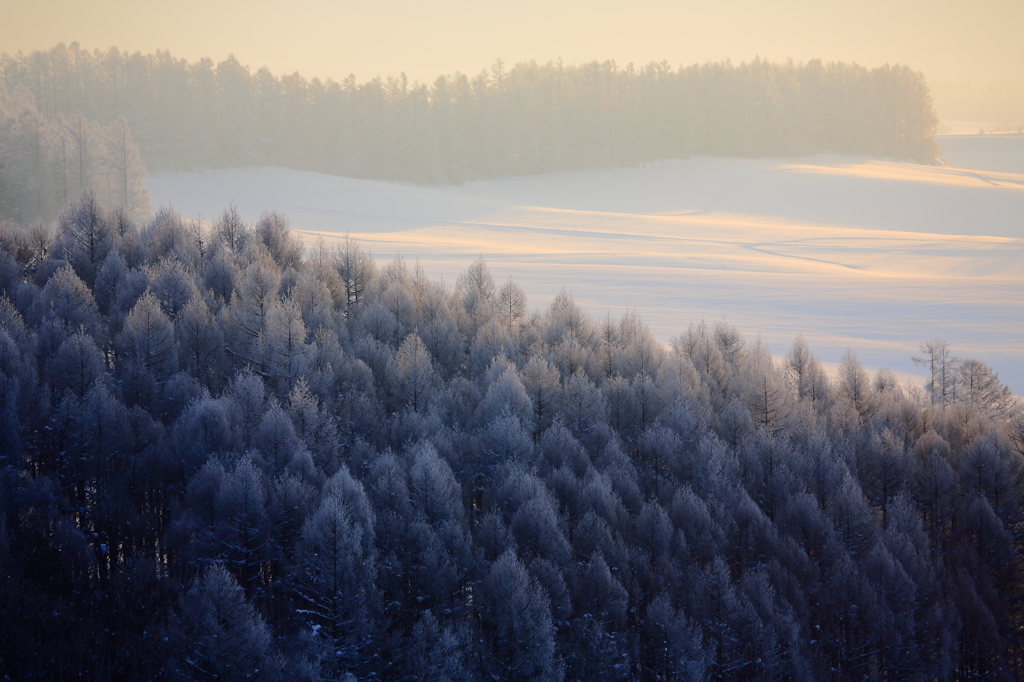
[408,440,465,527]
[837,349,876,422]
[955,358,1015,419]
[785,334,829,406]
[118,290,176,382]
[167,564,284,682]
[253,211,303,271]
[479,357,533,427]
[333,236,376,310]
[261,297,310,387]
[498,275,527,335]
[388,333,437,413]
[228,246,282,366]
[49,326,105,399]
[738,341,792,438]
[297,493,377,678]
[480,550,561,682]
[674,321,728,402]
[641,594,708,682]
[289,270,338,337]
[457,257,497,338]
[613,309,663,379]
[286,378,339,467]
[174,296,224,387]
[215,203,248,254]
[37,259,103,351]
[62,113,106,202]
[147,259,200,319]
[913,340,957,408]
[560,370,607,444]
[520,355,562,438]
[103,115,149,221]
[56,189,112,287]
[213,456,269,594]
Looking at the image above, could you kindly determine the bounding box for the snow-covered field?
[939,132,1024,176]
[148,138,1024,394]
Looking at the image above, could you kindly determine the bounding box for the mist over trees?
[2,43,940,186]
[0,81,150,225]
[1,196,1022,680]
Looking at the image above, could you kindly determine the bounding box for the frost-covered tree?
[104,115,150,220]
[175,296,224,386]
[740,340,792,437]
[253,211,303,271]
[118,291,176,382]
[409,441,465,527]
[167,564,284,682]
[560,370,607,444]
[785,334,830,406]
[388,333,437,413]
[333,236,376,310]
[262,298,310,386]
[837,349,876,422]
[56,189,112,287]
[290,269,338,337]
[214,204,248,254]
[38,263,101,336]
[498,275,527,335]
[913,339,957,408]
[674,321,728,401]
[407,610,474,682]
[147,259,199,319]
[214,456,269,593]
[286,378,339,467]
[49,326,105,399]
[231,245,281,340]
[955,358,1015,419]
[480,550,561,682]
[480,355,533,426]
[457,257,497,340]
[297,493,377,677]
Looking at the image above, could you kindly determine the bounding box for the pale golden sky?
[3,0,1022,89]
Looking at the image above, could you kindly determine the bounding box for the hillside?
[0,186,1021,679]
[149,152,1024,393]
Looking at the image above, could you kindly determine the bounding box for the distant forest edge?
[0,80,150,225]
[2,43,940,191]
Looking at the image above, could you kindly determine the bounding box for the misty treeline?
[2,43,939,187]
[1,193,1022,681]
[0,81,151,225]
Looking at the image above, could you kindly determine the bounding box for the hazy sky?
[3,0,1022,89]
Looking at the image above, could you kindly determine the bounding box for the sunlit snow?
[148,137,1024,393]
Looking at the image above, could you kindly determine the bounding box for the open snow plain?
[148,139,1024,393]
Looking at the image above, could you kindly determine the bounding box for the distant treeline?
[0,82,150,225]
[1,44,940,184]
[1,194,1022,680]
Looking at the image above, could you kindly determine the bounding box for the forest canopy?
[0,195,1021,680]
[1,43,941,186]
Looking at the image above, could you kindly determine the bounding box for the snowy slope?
[938,133,1024,176]
[148,152,1024,394]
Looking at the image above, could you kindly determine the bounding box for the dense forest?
[0,192,1021,680]
[1,43,940,186]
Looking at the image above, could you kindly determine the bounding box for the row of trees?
[1,194,1021,680]
[0,82,150,225]
[1,43,940,184]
